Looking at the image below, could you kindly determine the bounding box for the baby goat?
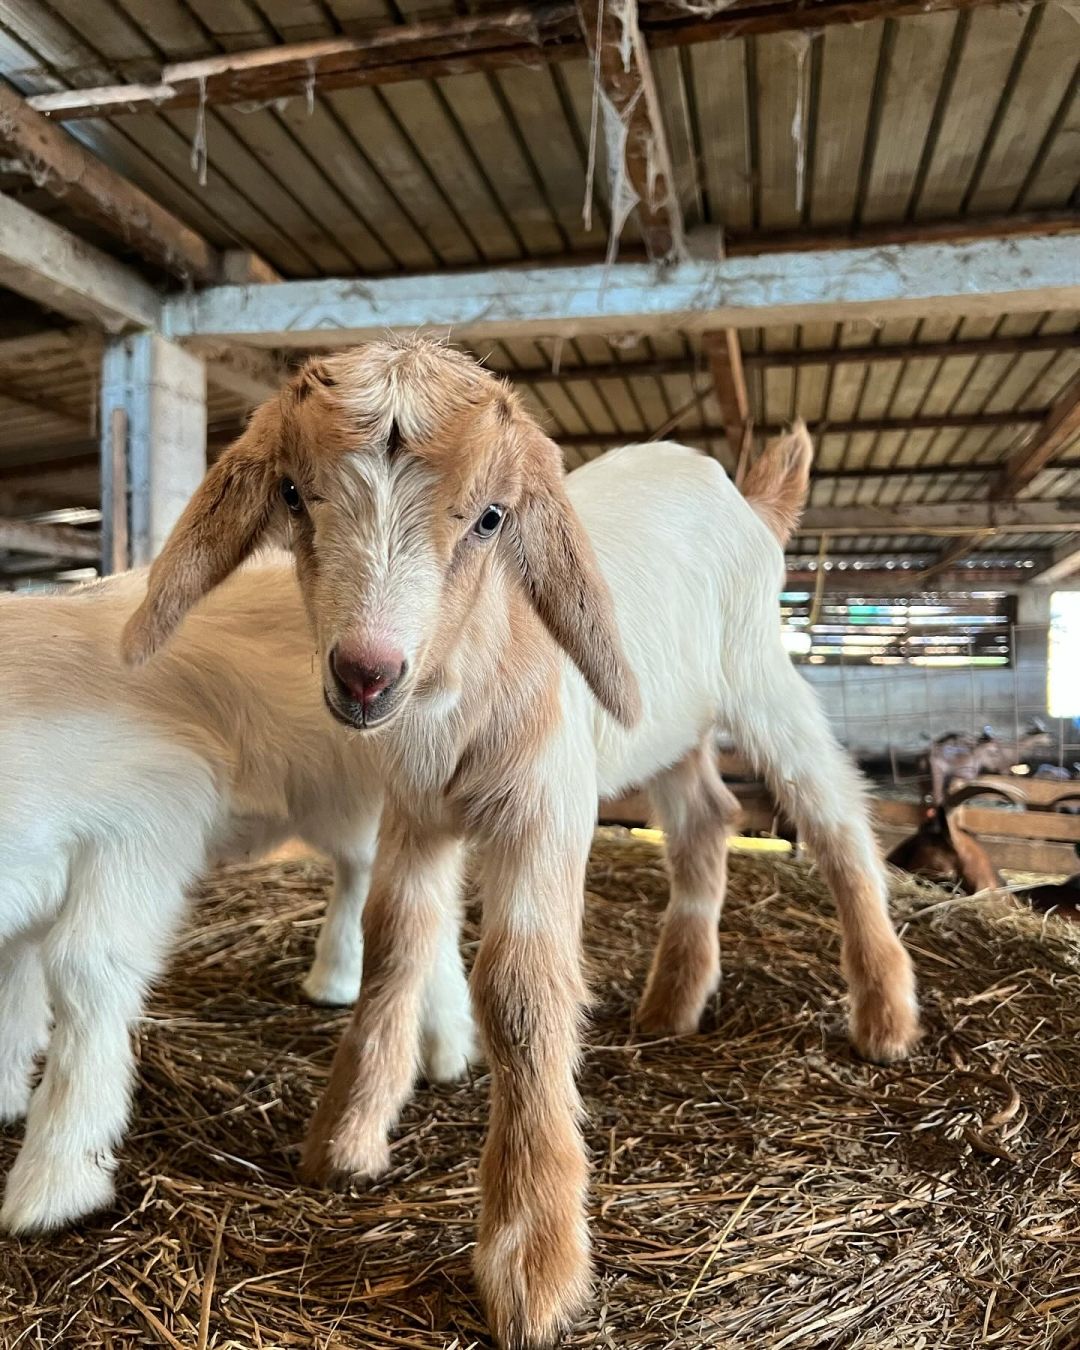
[0,561,471,1235]
[125,338,919,1350]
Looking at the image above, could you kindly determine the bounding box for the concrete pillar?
[100,333,206,570]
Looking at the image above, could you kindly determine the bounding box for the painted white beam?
[101,334,206,568]
[161,235,1080,347]
[1028,539,1080,585]
[0,192,159,333]
[798,501,1080,538]
[0,516,99,560]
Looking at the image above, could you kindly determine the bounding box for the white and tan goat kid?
[0,561,467,1236]
[123,339,919,1350]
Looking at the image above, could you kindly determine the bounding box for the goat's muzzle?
[325,641,409,730]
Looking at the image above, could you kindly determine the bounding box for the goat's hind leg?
[726,654,920,1063]
[637,741,740,1035]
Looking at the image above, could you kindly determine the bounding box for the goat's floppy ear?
[511,432,641,728]
[122,398,281,665]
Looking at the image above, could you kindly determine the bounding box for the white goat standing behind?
[0,561,468,1234]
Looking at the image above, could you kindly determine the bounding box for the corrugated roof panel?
[860,12,959,225]
[964,3,1079,215]
[913,6,1037,219]
[806,22,882,228]
[535,60,637,252]
[684,38,754,231]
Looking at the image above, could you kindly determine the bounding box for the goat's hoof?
[423,1024,479,1083]
[0,1078,31,1127]
[301,965,360,1007]
[635,995,707,1037]
[1,1150,115,1234]
[635,969,718,1037]
[850,996,922,1065]
[476,1217,591,1350]
[300,1118,391,1188]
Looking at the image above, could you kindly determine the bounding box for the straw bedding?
[2,829,1079,1349]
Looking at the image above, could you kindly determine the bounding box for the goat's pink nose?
[331,642,405,705]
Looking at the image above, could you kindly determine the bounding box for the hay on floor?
[2,829,1080,1349]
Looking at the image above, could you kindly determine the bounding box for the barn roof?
[0,0,1077,586]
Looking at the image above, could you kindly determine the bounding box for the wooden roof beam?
[194,342,290,406]
[509,332,1080,384]
[27,0,1020,121]
[0,191,159,332]
[916,531,996,583]
[1028,538,1080,586]
[0,515,99,561]
[993,367,1080,500]
[799,501,1080,537]
[0,84,217,285]
[785,566,1044,592]
[703,329,753,481]
[576,0,683,261]
[559,412,1042,445]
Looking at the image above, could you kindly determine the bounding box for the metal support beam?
[100,334,206,568]
[994,367,1080,499]
[161,235,1080,346]
[0,192,159,332]
[576,0,683,261]
[0,516,99,560]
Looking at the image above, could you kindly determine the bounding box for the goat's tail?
[741,419,813,546]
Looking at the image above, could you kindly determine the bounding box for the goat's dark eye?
[472,504,504,539]
[280,476,303,514]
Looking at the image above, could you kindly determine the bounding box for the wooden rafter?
[0,190,159,332]
[9,448,1080,491]
[0,516,99,560]
[509,331,1080,384]
[560,412,1042,446]
[703,329,753,480]
[787,566,1049,593]
[799,502,1080,537]
[0,84,220,284]
[917,531,995,583]
[724,210,1080,256]
[1028,539,1080,586]
[576,0,683,261]
[993,368,1080,500]
[27,0,1019,122]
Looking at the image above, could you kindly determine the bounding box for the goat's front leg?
[0,933,50,1124]
[300,823,463,1184]
[2,843,190,1233]
[471,803,594,1350]
[302,855,372,1007]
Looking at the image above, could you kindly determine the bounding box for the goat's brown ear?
[510,432,641,728]
[122,398,281,665]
